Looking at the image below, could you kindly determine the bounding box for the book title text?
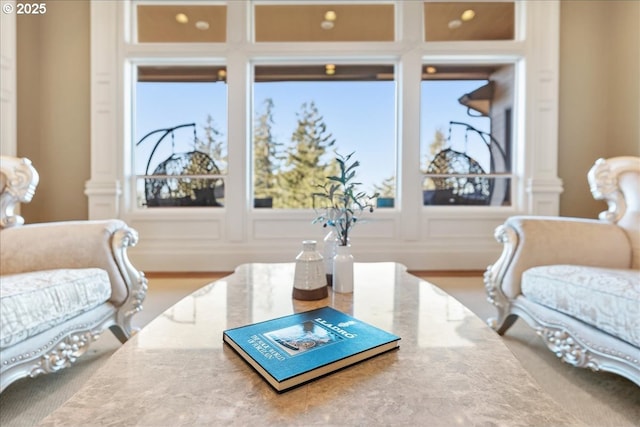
[248,335,286,361]
[315,318,357,338]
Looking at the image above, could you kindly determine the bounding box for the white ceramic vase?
[292,240,328,300]
[332,245,354,293]
[323,229,338,286]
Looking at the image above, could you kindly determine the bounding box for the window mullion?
[224,51,249,242]
[398,50,423,241]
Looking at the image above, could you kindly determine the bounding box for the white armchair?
[0,156,148,392]
[484,156,640,386]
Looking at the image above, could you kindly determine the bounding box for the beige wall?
[16,1,640,223]
[558,0,640,218]
[17,1,90,223]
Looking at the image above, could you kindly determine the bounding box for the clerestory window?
[126,0,520,213]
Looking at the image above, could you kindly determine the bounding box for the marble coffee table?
[38,263,581,426]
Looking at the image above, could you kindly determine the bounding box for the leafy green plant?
[312,152,378,246]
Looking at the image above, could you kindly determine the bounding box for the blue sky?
[254,80,396,191]
[135,78,489,193]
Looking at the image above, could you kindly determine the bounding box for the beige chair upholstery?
[484,156,640,386]
[0,156,148,392]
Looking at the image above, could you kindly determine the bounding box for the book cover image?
[223,306,400,392]
[264,320,344,356]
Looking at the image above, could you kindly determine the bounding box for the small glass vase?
[332,245,354,293]
[323,229,338,286]
[292,240,328,301]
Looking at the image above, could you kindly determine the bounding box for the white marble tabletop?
[39,263,582,426]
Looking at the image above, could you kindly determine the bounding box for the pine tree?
[253,98,282,202]
[423,128,447,172]
[279,101,336,208]
[423,128,447,191]
[196,114,227,173]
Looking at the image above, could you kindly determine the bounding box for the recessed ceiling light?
[195,20,210,30]
[175,13,188,24]
[461,9,476,22]
[448,19,462,30]
[325,64,336,75]
[324,10,337,21]
[425,66,437,74]
[321,10,337,30]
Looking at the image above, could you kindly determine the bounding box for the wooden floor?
[144,272,232,279]
[144,269,485,280]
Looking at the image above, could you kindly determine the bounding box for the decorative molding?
[525,177,564,194]
[525,177,563,215]
[88,0,120,219]
[85,179,122,219]
[523,1,562,214]
[84,179,122,196]
[0,1,17,158]
[129,238,503,272]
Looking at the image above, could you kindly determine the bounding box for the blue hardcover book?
[223,306,401,392]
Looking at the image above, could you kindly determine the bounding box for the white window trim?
[0,1,17,157]
[87,0,562,272]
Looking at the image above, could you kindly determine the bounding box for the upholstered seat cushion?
[521,265,640,347]
[0,268,111,349]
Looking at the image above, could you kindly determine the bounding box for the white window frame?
[128,59,229,211]
[87,0,562,272]
[418,58,520,209]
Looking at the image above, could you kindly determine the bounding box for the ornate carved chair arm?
[111,226,148,341]
[0,219,147,310]
[0,156,39,229]
[588,156,640,223]
[486,215,632,301]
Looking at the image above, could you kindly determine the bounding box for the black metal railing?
[423,121,510,206]
[136,123,224,207]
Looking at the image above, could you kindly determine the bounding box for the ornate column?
[86,0,121,219]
